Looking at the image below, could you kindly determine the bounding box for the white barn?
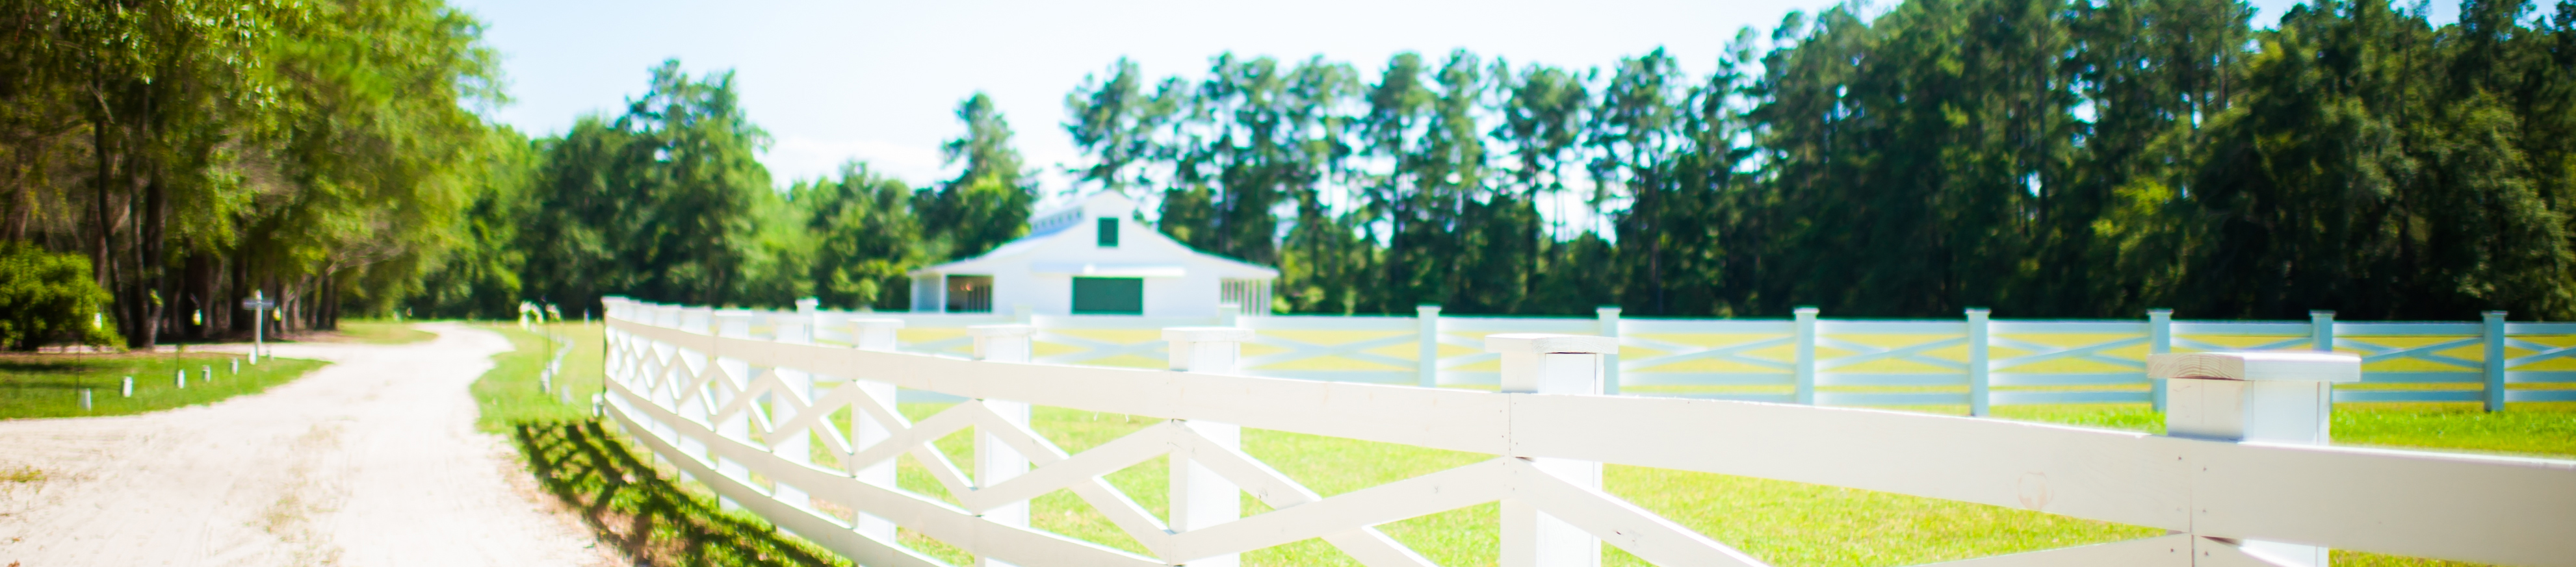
[907,192,1278,318]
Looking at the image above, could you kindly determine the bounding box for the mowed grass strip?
[0,351,324,418]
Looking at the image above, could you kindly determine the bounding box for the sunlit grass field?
[473,323,605,431]
[0,351,324,419]
[523,322,2558,566]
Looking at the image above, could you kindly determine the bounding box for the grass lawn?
[514,327,2559,567]
[0,351,326,419]
[473,323,605,431]
[475,323,853,567]
[326,320,440,345]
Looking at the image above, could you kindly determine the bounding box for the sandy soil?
[0,323,618,566]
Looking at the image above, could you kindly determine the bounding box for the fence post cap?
[1793,306,1820,315]
[1596,305,1622,314]
[1163,327,1253,342]
[967,324,1035,337]
[1484,333,1618,355]
[2148,351,2360,383]
[848,318,906,330]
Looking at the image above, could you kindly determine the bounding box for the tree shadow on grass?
[514,421,850,567]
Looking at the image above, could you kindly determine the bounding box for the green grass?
[471,323,604,431]
[328,320,439,345]
[477,323,850,567]
[0,351,325,419]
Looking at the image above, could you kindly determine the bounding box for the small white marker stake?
[203,365,213,384]
[81,389,92,411]
[122,376,134,397]
[231,358,239,374]
[176,370,187,389]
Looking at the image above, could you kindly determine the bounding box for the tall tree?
[920,92,1034,260]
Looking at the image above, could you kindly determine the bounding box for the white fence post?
[772,316,816,515]
[1487,333,1615,567]
[968,323,1034,567]
[1967,308,1991,416]
[1416,305,1443,388]
[1794,307,1819,405]
[1597,306,1622,396]
[849,317,905,544]
[1165,327,1252,567]
[2309,310,2335,353]
[712,311,758,512]
[2483,310,2507,412]
[2151,351,2360,566]
[2149,309,2174,412]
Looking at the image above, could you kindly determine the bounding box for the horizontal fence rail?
[710,304,2576,413]
[599,297,2576,567]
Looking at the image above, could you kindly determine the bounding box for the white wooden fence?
[600,297,2576,567]
[711,303,2576,413]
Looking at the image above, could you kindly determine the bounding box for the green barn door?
[1071,277,1144,315]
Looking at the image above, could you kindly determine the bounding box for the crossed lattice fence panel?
[601,298,2576,567]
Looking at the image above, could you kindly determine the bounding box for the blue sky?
[448,0,2374,194]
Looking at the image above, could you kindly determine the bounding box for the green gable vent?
[1097,218,1119,247]
[1072,277,1143,315]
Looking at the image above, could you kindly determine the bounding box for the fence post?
[849,317,906,545]
[2309,310,2335,353]
[2150,351,2359,566]
[2484,310,2508,412]
[711,311,758,512]
[1165,327,1252,567]
[1487,333,1615,567]
[1597,306,1623,396]
[1416,305,1443,388]
[1967,308,1991,416]
[967,323,1034,567]
[2148,309,2174,412]
[770,317,816,514]
[1794,307,1819,405]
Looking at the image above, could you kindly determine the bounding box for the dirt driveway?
[0,323,614,566]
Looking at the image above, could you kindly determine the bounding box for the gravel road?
[0,323,614,566]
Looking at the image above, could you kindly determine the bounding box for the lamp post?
[241,290,274,363]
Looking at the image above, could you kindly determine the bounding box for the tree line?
[1060,0,2576,320]
[8,0,2575,350]
[1,0,498,347]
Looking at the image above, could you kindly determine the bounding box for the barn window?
[1072,277,1143,315]
[1097,218,1120,247]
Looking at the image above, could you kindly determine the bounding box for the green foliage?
[920,93,1035,260]
[517,60,780,310]
[1044,0,2576,320]
[0,242,120,350]
[0,0,506,342]
[794,163,924,310]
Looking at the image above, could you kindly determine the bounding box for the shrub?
[0,242,122,351]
